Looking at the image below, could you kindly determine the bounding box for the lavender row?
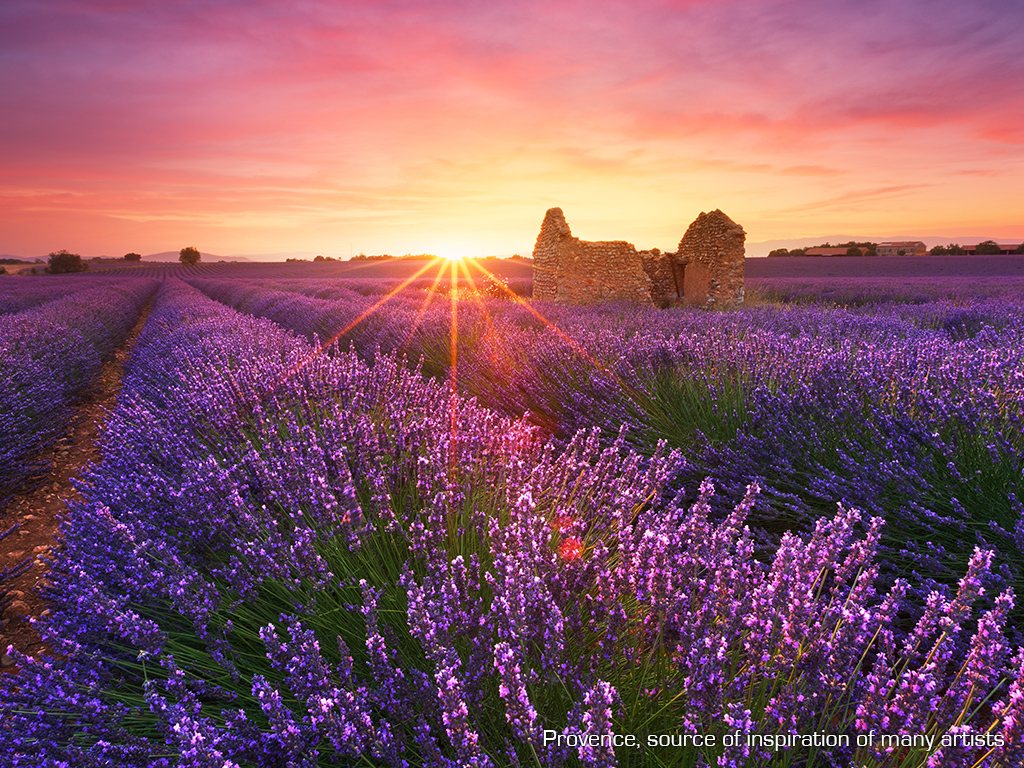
[181,276,1024,602]
[0,278,158,492]
[0,276,104,315]
[2,279,1021,765]
[503,298,1024,606]
[187,277,1024,483]
[187,277,1024,614]
[188,276,421,355]
[186,278,1024,497]
[747,275,1024,307]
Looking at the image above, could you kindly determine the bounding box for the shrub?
[124,252,142,262]
[46,249,88,274]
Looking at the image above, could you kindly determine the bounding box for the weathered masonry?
[531,207,745,308]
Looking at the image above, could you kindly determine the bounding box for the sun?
[441,253,464,261]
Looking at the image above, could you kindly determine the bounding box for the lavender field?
[2,263,1024,767]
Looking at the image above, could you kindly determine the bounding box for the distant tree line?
[770,239,1024,258]
[929,243,968,255]
[930,240,1024,255]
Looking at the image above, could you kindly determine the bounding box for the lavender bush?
[1,279,1020,766]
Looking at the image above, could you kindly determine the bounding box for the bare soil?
[0,296,153,675]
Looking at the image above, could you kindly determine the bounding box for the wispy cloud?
[777,184,935,215]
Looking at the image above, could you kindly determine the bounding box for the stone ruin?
[531,207,745,308]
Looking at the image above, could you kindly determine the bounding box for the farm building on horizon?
[877,241,927,257]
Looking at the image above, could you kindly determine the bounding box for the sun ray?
[455,259,518,378]
[396,261,450,356]
[465,259,652,406]
[448,257,460,474]
[250,256,446,409]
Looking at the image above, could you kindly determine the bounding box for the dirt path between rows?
[0,294,155,674]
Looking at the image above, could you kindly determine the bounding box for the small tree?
[124,252,142,262]
[179,246,201,265]
[1015,242,1024,255]
[845,246,862,257]
[975,240,1001,255]
[47,249,88,274]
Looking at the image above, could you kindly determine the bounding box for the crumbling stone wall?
[532,208,653,304]
[641,249,679,305]
[532,207,745,308]
[676,210,746,308]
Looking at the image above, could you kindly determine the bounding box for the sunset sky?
[2,0,1022,259]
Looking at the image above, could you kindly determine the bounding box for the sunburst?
[245,253,647,482]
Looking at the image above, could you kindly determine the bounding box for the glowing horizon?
[1,0,1022,259]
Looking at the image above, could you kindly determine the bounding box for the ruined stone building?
[531,207,745,308]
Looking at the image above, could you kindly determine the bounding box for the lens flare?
[558,537,584,561]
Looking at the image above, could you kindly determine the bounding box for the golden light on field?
[245,253,616,484]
